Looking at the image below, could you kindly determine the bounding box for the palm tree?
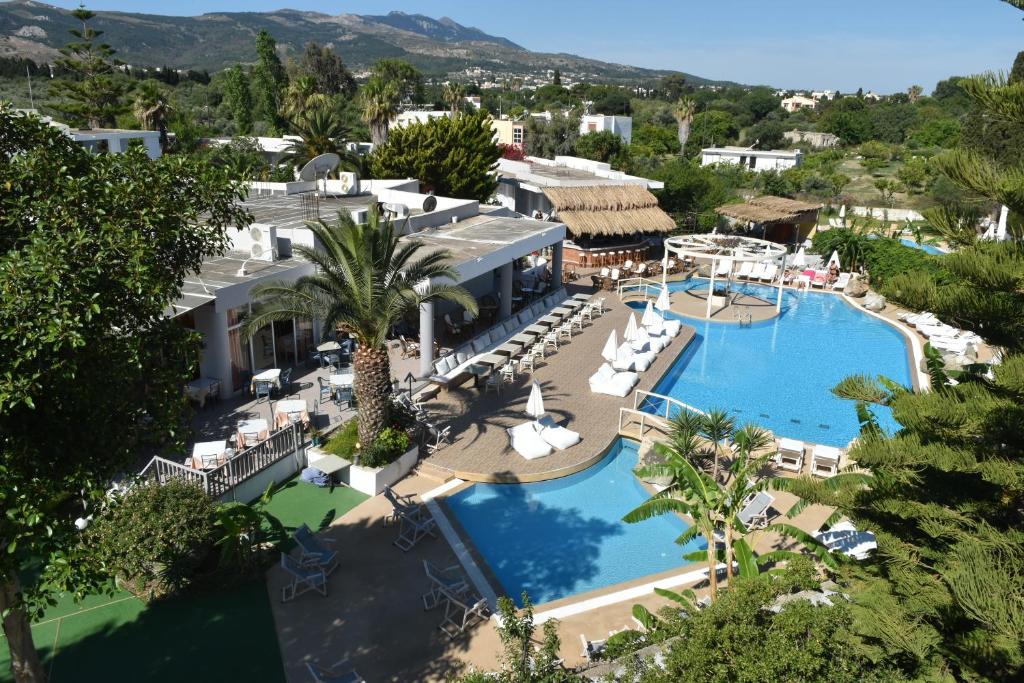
[132,80,173,152]
[360,77,400,146]
[717,424,775,584]
[281,75,331,120]
[442,82,465,117]
[907,84,923,103]
[625,438,725,600]
[673,97,697,153]
[700,408,735,482]
[243,209,477,446]
[281,106,358,171]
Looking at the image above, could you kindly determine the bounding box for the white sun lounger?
[613,342,655,372]
[832,273,850,291]
[735,262,754,279]
[747,263,767,281]
[508,422,553,459]
[589,363,639,397]
[760,263,778,283]
[811,444,842,477]
[536,415,581,450]
[737,491,774,530]
[422,560,471,610]
[776,438,805,473]
[646,317,681,339]
[715,259,732,277]
[438,591,490,640]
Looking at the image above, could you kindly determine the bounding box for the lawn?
[0,476,368,682]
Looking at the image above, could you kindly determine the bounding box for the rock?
[863,292,886,312]
[636,442,673,488]
[844,276,869,298]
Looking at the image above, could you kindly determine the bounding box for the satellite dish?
[422,195,438,213]
[382,202,410,219]
[299,153,341,182]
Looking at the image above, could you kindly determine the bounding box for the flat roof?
[241,192,425,231]
[168,252,307,317]
[498,157,663,189]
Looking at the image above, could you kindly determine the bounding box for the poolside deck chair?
[737,491,774,530]
[508,421,553,459]
[383,485,428,525]
[579,634,607,664]
[715,259,732,278]
[536,415,581,450]
[748,263,766,281]
[760,263,778,283]
[422,560,471,610]
[438,591,490,640]
[811,271,827,288]
[811,444,842,478]
[776,438,805,473]
[293,524,340,574]
[399,335,420,359]
[394,507,438,552]
[280,553,328,602]
[832,272,851,291]
[305,659,364,683]
[735,262,753,279]
[589,363,639,397]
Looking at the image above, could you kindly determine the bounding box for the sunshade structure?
[655,287,671,313]
[602,330,619,362]
[541,185,675,239]
[827,250,841,270]
[715,195,822,244]
[624,313,640,342]
[641,300,660,327]
[792,247,807,268]
[525,380,545,420]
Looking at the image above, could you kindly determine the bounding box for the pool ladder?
[735,307,752,326]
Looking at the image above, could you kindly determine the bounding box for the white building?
[579,115,632,144]
[392,110,452,128]
[811,90,837,102]
[18,109,162,159]
[781,95,817,113]
[701,147,803,172]
[463,95,482,109]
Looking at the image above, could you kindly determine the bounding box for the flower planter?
[346,445,419,496]
[710,294,728,308]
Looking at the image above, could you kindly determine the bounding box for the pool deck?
[419,282,696,483]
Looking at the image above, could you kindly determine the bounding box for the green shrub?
[602,629,648,660]
[361,426,411,468]
[324,419,359,459]
[89,479,215,600]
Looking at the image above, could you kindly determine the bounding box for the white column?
[499,262,513,320]
[661,248,668,290]
[551,242,563,289]
[706,257,716,319]
[776,252,787,312]
[418,301,435,378]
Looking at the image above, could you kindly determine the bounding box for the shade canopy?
[792,247,807,268]
[655,288,671,312]
[839,204,847,218]
[541,185,675,238]
[601,330,619,362]
[827,250,841,270]
[641,300,659,326]
[624,313,640,342]
[525,380,545,419]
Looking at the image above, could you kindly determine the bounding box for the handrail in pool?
[617,276,664,301]
[618,407,673,442]
[633,389,707,419]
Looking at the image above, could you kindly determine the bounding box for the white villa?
[781,95,817,113]
[701,146,803,172]
[579,114,633,144]
[17,108,162,159]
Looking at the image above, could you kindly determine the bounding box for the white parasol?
[792,247,807,268]
[641,300,659,326]
[827,250,841,270]
[525,380,545,420]
[655,287,671,313]
[601,330,619,362]
[624,313,640,342]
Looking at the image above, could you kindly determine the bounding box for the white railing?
[633,390,706,420]
[617,277,664,301]
[618,407,672,441]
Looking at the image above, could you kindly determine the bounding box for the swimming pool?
[900,238,946,255]
[445,438,704,606]
[639,280,912,446]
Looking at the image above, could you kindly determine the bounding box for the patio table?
[251,368,281,393]
[190,440,227,470]
[478,353,507,368]
[495,342,523,357]
[236,419,270,449]
[306,450,350,490]
[274,399,310,429]
[316,341,341,352]
[511,333,536,345]
[185,377,220,408]
[552,307,573,317]
[466,362,490,388]
[330,372,354,388]
[538,315,561,325]
[561,299,583,310]
[572,293,592,302]
[525,324,550,335]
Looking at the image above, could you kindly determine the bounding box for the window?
[512,126,523,144]
[588,122,597,132]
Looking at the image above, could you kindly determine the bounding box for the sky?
[42,0,1024,92]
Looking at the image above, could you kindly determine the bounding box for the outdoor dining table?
[495,342,523,357]
[274,399,311,429]
[316,341,341,352]
[572,293,592,302]
[185,377,220,408]
[538,315,561,325]
[330,372,354,402]
[251,368,281,393]
[525,324,550,335]
[466,362,491,388]
[478,353,507,368]
[190,440,228,470]
[561,299,584,310]
[552,307,573,317]
[236,418,270,449]
[511,333,536,345]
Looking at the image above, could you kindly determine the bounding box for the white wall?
[701,151,801,172]
[579,115,632,144]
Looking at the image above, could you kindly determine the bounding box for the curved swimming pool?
[638,280,913,446]
[445,438,705,606]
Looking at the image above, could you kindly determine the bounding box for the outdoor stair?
[415,459,454,483]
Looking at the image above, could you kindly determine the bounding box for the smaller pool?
[900,238,946,255]
[445,439,704,606]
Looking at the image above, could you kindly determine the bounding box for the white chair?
[736,262,753,279]
[634,262,648,276]
[484,374,501,395]
[518,354,535,373]
[422,560,470,610]
[557,322,573,341]
[622,259,634,273]
[610,268,620,283]
[529,342,546,359]
[438,592,490,640]
[776,438,806,473]
[425,424,452,454]
[811,445,842,477]
[748,263,766,280]
[589,363,639,397]
[569,313,584,331]
[542,331,559,351]
[394,509,438,552]
[500,363,516,383]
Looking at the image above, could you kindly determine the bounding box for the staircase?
[415,459,455,483]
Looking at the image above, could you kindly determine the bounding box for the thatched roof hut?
[542,185,676,238]
[716,196,822,225]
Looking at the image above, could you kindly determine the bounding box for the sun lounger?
[438,591,490,640]
[776,438,805,472]
[293,524,340,574]
[280,553,329,602]
[612,342,655,372]
[536,415,581,450]
[737,491,774,530]
[508,422,553,459]
[747,263,766,281]
[760,263,778,283]
[306,659,365,683]
[811,444,842,477]
[715,259,732,278]
[393,507,438,552]
[589,363,639,397]
[810,271,827,288]
[735,262,753,279]
[632,326,667,353]
[832,272,850,291]
[383,485,429,525]
[580,634,607,664]
[815,520,877,560]
[422,560,471,610]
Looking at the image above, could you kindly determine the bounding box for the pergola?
[662,234,789,319]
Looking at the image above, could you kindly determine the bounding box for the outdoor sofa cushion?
[507,422,552,460]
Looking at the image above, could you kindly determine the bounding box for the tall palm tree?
[625,436,725,600]
[281,106,358,171]
[673,96,697,153]
[280,75,331,120]
[442,82,465,117]
[907,84,923,103]
[717,424,775,584]
[132,80,173,151]
[700,408,735,482]
[243,209,477,446]
[360,78,400,147]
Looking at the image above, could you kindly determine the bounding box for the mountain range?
[0,1,727,85]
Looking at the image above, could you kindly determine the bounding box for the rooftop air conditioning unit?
[350,208,369,224]
[248,223,277,262]
[337,172,360,196]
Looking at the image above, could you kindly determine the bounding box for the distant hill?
[0,1,733,86]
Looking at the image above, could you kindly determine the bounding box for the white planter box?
[710,294,727,308]
[347,445,419,496]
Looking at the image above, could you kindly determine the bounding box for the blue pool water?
[639,280,912,447]
[446,439,704,605]
[900,238,946,255]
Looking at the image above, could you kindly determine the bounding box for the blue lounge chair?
[293,524,339,574]
[305,659,364,683]
[280,553,328,602]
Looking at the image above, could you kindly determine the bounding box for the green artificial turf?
[0,476,368,682]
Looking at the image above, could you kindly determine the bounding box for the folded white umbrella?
[792,247,807,268]
[601,330,619,362]
[641,300,659,326]
[655,288,671,313]
[839,204,846,219]
[827,250,841,270]
[624,312,640,342]
[525,380,545,420]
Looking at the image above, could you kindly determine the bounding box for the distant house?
[491,118,526,150]
[463,95,482,109]
[701,147,803,172]
[579,115,632,144]
[811,90,837,102]
[781,95,817,113]
[783,130,839,149]
[17,109,162,159]
[392,110,452,128]
[863,91,883,102]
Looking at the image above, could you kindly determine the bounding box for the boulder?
[863,292,887,312]
[636,441,673,488]
[844,276,869,298]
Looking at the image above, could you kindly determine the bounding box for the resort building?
[392,110,452,128]
[579,114,633,144]
[496,155,673,266]
[783,130,840,148]
[170,177,565,395]
[811,90,837,101]
[16,108,163,159]
[781,95,818,112]
[490,118,526,150]
[701,146,803,172]
[715,195,823,244]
